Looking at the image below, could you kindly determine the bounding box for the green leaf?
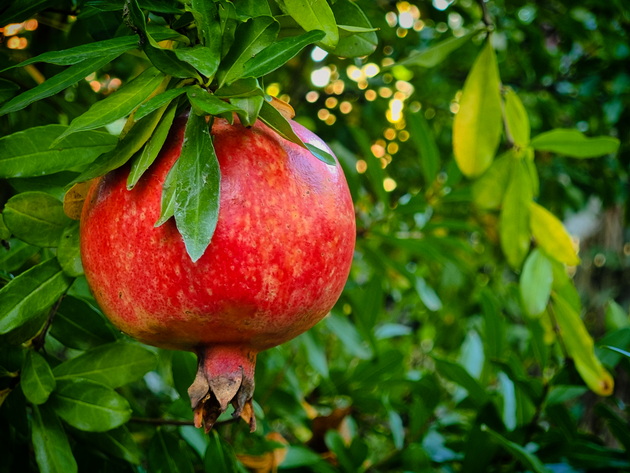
[75,105,166,183]
[217,16,279,87]
[550,292,614,396]
[530,202,580,266]
[407,110,440,184]
[0,125,117,178]
[0,34,173,71]
[76,426,142,465]
[1,0,59,25]
[174,113,221,262]
[277,0,339,49]
[57,222,83,277]
[49,378,132,432]
[3,192,71,247]
[189,0,221,53]
[173,45,220,79]
[187,87,243,115]
[0,215,10,240]
[230,95,264,126]
[56,67,165,141]
[171,351,197,401]
[531,129,620,158]
[433,357,489,405]
[331,0,378,58]
[481,425,551,473]
[151,428,196,473]
[453,41,502,177]
[415,276,442,311]
[0,53,120,116]
[472,150,513,209]
[0,78,20,104]
[0,239,39,272]
[214,77,263,98]
[127,104,177,189]
[53,342,157,388]
[134,86,190,121]
[241,29,325,78]
[0,258,71,334]
[325,313,372,359]
[397,29,479,68]
[31,404,78,473]
[499,160,532,269]
[155,160,179,227]
[298,331,329,378]
[520,249,553,317]
[21,350,56,405]
[49,296,117,351]
[504,88,530,147]
[605,300,629,331]
[281,446,324,468]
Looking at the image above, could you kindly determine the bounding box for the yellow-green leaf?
[530,202,580,266]
[531,129,620,158]
[550,292,614,396]
[504,88,530,147]
[453,41,502,177]
[500,159,532,269]
[520,249,552,318]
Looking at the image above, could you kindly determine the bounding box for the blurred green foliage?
[1,1,629,472]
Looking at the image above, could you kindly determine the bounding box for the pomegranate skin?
[80,115,355,430]
[81,117,355,350]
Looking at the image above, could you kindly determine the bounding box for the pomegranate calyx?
[188,345,257,433]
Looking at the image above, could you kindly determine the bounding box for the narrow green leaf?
[550,292,614,396]
[407,110,440,184]
[520,249,553,317]
[230,95,264,126]
[0,239,40,272]
[331,0,378,58]
[397,29,479,68]
[241,30,324,78]
[499,160,532,269]
[481,425,551,473]
[3,192,71,247]
[531,129,620,158]
[0,53,120,116]
[0,78,20,104]
[174,113,221,262]
[325,313,372,359]
[0,125,117,178]
[504,88,530,147]
[214,77,263,98]
[217,16,279,87]
[190,0,221,53]
[0,215,10,240]
[57,67,164,140]
[415,276,442,311]
[53,342,158,388]
[144,45,201,79]
[21,350,56,405]
[298,331,329,378]
[453,41,502,177]
[472,150,513,209]
[127,104,177,189]
[74,105,166,183]
[134,86,190,121]
[187,87,243,115]
[57,222,83,277]
[530,202,580,266]
[50,378,132,432]
[49,296,117,351]
[155,160,179,227]
[1,0,59,25]
[31,404,78,473]
[277,0,339,49]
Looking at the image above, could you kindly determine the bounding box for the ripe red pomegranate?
[79,114,355,432]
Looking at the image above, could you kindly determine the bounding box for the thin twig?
[32,295,64,351]
[477,0,494,29]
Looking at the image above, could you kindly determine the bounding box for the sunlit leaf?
[453,41,502,177]
[57,222,83,277]
[520,249,553,317]
[3,192,71,247]
[331,0,378,58]
[0,258,72,335]
[550,292,614,396]
[531,129,620,158]
[530,202,580,266]
[407,110,440,184]
[0,125,116,178]
[134,86,191,121]
[504,88,530,147]
[472,150,513,209]
[499,160,532,269]
[276,0,338,49]
[397,29,479,68]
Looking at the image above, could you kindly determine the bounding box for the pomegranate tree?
[80,113,355,431]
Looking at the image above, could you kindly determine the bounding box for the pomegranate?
[79,114,355,432]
